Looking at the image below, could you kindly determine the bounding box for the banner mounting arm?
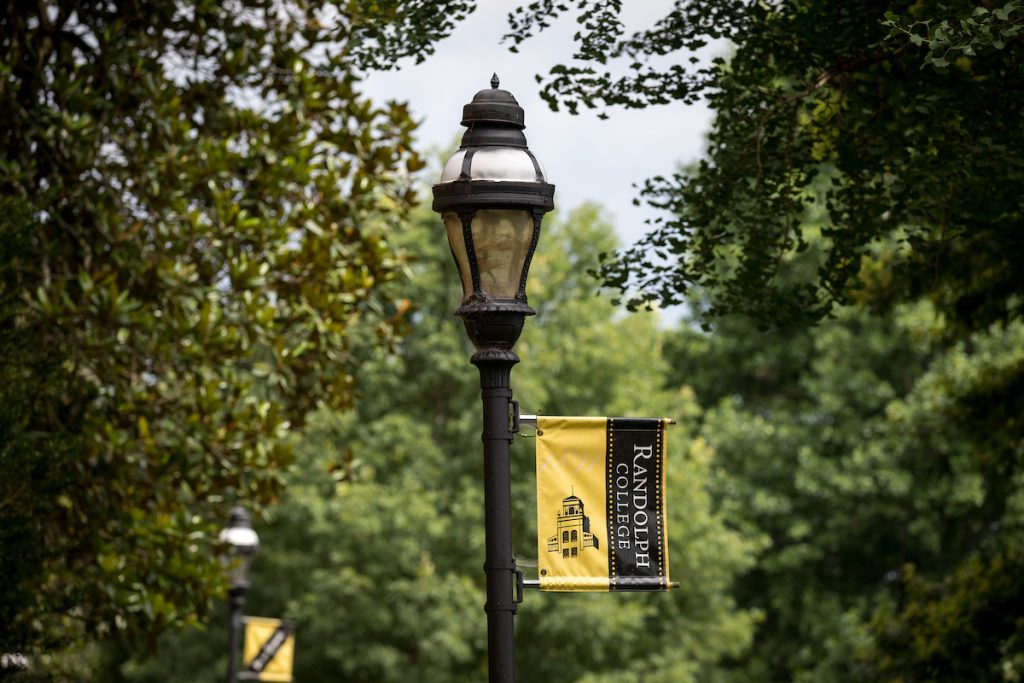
[522,579,680,590]
[518,415,677,427]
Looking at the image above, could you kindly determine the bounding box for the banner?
[241,617,295,682]
[536,416,670,591]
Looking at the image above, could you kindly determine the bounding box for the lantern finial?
[491,73,500,89]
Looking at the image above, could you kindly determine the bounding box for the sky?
[361,1,719,249]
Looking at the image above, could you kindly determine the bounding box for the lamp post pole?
[226,586,246,683]
[220,506,259,683]
[433,75,554,683]
[477,352,519,682]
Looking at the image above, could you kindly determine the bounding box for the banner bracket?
[517,413,539,437]
[522,579,679,590]
[520,415,677,427]
[518,415,678,439]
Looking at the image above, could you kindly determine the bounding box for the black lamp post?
[220,506,259,683]
[432,74,555,683]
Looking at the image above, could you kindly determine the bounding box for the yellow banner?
[242,617,295,682]
[536,416,671,592]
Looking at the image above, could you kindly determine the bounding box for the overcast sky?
[361,1,719,248]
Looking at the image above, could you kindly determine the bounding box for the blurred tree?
[665,302,1024,682]
[110,203,764,682]
[0,0,475,664]
[506,0,1024,333]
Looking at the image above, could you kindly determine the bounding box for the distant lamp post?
[220,506,259,683]
[432,74,555,683]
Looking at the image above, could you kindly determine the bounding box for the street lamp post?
[432,74,555,683]
[220,506,260,683]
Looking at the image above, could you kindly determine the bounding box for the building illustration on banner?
[546,490,600,558]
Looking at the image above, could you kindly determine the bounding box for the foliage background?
[0,0,469,664]
[3,1,1023,681]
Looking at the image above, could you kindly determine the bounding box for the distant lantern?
[220,506,260,683]
[219,506,259,590]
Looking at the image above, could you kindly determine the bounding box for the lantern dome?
[219,506,259,552]
[437,73,548,185]
[439,147,547,184]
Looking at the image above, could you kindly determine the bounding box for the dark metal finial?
[459,74,526,130]
[229,506,251,529]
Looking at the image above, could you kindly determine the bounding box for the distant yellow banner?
[536,416,671,592]
[242,617,295,682]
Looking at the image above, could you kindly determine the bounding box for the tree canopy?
[508,0,1024,332]
[671,304,1024,681]
[0,0,473,659]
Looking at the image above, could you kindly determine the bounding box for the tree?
[506,0,1024,332]
[108,202,763,683]
[659,302,1024,682]
[0,0,476,661]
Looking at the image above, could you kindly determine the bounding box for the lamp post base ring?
[484,601,520,613]
[471,349,521,365]
[456,301,535,317]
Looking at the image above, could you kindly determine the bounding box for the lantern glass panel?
[226,551,255,589]
[443,212,474,299]
[471,209,534,299]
